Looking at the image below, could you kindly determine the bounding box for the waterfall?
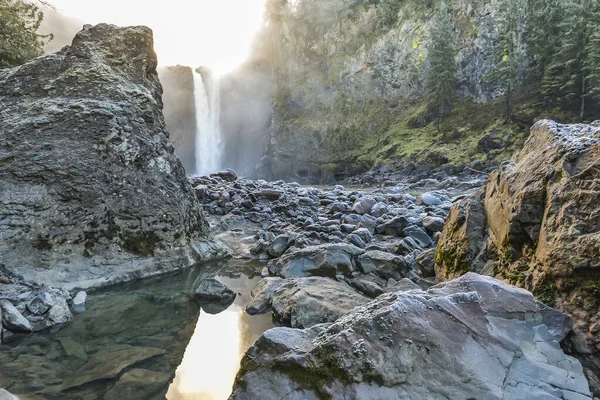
[193,69,222,176]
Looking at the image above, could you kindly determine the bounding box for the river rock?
[417,192,443,206]
[246,277,285,315]
[264,235,291,258]
[270,277,370,328]
[351,197,376,215]
[435,120,600,395]
[0,389,21,400]
[422,215,445,233]
[0,24,223,289]
[210,168,238,182]
[267,243,364,278]
[383,216,410,236]
[231,273,593,400]
[103,368,171,400]
[27,292,54,316]
[72,291,87,314]
[0,300,32,332]
[194,278,236,305]
[356,250,411,281]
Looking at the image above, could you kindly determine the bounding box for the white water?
[193,70,222,176]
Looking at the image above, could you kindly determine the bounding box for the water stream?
[0,260,273,399]
[193,69,222,176]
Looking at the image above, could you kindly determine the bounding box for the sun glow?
[46,0,267,74]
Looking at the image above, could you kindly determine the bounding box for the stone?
[351,197,377,215]
[422,215,445,234]
[62,345,166,390]
[210,168,238,182]
[348,277,385,298]
[0,24,223,290]
[253,189,283,201]
[27,292,54,315]
[403,225,433,248]
[390,277,422,292]
[268,243,364,278]
[329,202,351,213]
[0,389,21,400]
[194,278,236,305]
[383,216,410,236]
[0,300,32,332]
[356,250,410,281]
[44,296,72,327]
[264,235,291,258]
[346,233,366,249]
[246,277,285,315]
[72,291,87,314]
[103,368,171,400]
[434,121,600,395]
[370,202,389,218]
[231,273,593,400]
[352,228,373,244]
[415,248,436,278]
[418,192,443,206]
[270,277,370,328]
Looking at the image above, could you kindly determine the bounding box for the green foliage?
[541,0,598,120]
[376,0,403,26]
[0,0,52,68]
[583,1,600,101]
[427,1,457,131]
[525,0,565,77]
[486,0,527,122]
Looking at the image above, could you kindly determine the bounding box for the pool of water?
[0,260,274,399]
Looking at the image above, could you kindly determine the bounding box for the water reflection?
[0,260,273,400]
[167,273,274,400]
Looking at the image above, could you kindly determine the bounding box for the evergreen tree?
[526,0,565,78]
[427,0,457,131]
[486,0,527,123]
[542,0,594,120]
[583,0,600,105]
[0,0,52,68]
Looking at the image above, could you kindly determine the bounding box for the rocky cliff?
[0,24,224,289]
[435,120,600,395]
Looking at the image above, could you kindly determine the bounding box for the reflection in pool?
[167,274,274,400]
[0,260,273,400]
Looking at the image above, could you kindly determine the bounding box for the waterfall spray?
[193,69,222,176]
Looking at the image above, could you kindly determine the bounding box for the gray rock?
[390,278,422,292]
[415,248,436,278]
[246,277,285,315]
[270,277,370,328]
[418,192,443,206]
[268,243,364,278]
[194,278,236,305]
[370,202,389,218]
[351,197,377,215]
[210,168,238,182]
[0,300,32,332]
[231,273,593,400]
[422,215,445,233]
[329,202,351,213]
[0,389,21,400]
[403,225,433,248]
[352,228,373,244]
[43,296,72,327]
[348,277,385,298]
[0,24,223,290]
[346,233,366,249]
[27,292,54,315]
[383,216,410,236]
[72,291,87,314]
[356,250,410,280]
[264,235,291,258]
[397,236,422,255]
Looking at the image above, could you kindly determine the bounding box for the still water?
[0,260,274,399]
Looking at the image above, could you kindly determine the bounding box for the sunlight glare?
[46,0,266,74]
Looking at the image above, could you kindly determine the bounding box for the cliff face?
[158,65,197,172]
[222,0,535,183]
[0,24,224,289]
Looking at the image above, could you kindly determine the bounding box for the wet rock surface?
[0,24,224,290]
[231,273,593,400]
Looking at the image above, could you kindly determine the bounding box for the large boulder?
[269,277,370,328]
[435,120,600,395]
[231,273,593,399]
[0,24,224,289]
[267,243,364,278]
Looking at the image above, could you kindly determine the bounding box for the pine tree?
[526,0,565,78]
[542,0,594,120]
[0,0,52,68]
[427,0,457,132]
[583,0,600,105]
[486,0,527,123]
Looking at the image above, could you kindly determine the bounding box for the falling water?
[193,69,222,176]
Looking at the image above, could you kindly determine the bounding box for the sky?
[46,0,267,74]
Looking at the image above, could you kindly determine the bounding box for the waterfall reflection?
[166,273,274,400]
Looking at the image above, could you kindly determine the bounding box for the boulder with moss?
[0,24,225,290]
[435,120,600,395]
